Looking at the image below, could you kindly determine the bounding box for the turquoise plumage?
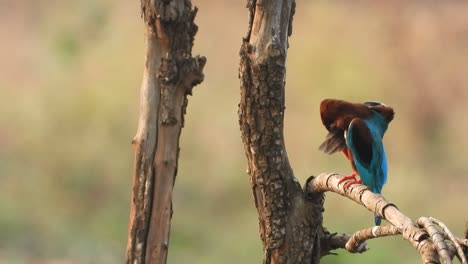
[319,99,394,226]
[346,112,389,225]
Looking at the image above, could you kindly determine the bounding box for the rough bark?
[126,1,205,263]
[238,1,324,263]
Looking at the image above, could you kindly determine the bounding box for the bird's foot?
[338,173,357,185]
[338,173,363,189]
[343,178,362,189]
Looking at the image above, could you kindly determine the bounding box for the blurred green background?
[1,0,467,263]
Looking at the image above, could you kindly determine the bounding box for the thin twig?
[320,230,369,256]
[430,217,468,264]
[441,232,468,261]
[417,217,452,264]
[346,225,400,253]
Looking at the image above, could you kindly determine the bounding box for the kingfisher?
[319,99,394,225]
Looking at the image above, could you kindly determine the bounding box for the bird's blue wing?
[379,146,388,191]
[347,118,373,167]
[347,118,387,194]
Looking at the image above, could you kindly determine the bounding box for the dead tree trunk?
[238,1,324,263]
[126,1,205,264]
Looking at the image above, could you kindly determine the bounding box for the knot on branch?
[140,0,181,28]
[267,43,284,58]
[181,55,206,95]
[141,0,198,44]
[319,228,369,257]
[303,176,324,205]
[158,57,178,85]
[157,56,178,126]
[156,0,182,22]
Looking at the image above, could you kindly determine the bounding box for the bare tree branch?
[417,217,453,264]
[346,225,400,253]
[425,217,468,264]
[319,230,368,256]
[126,1,205,263]
[306,172,449,264]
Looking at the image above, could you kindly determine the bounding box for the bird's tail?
[372,186,383,226]
[374,213,382,226]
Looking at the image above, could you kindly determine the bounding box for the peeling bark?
[238,1,324,263]
[126,1,205,263]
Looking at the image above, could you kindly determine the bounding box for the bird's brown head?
[364,101,395,123]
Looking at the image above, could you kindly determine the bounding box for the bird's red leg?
[338,170,363,189]
[338,149,363,189]
[338,172,357,185]
[343,177,362,189]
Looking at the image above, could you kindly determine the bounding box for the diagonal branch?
[345,225,400,253]
[306,172,449,264]
[426,217,468,264]
[417,217,453,264]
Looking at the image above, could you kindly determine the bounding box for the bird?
[319,99,394,225]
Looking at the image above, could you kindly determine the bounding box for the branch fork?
[307,173,467,264]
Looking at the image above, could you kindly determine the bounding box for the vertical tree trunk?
[238,1,324,263]
[126,1,205,263]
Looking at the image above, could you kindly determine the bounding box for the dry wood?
[346,225,400,253]
[307,173,468,264]
[417,217,452,264]
[126,1,205,263]
[239,1,325,263]
[319,230,368,256]
[428,217,468,264]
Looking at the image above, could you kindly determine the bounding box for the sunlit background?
[1,0,467,263]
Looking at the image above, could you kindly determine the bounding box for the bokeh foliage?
[1,1,467,263]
